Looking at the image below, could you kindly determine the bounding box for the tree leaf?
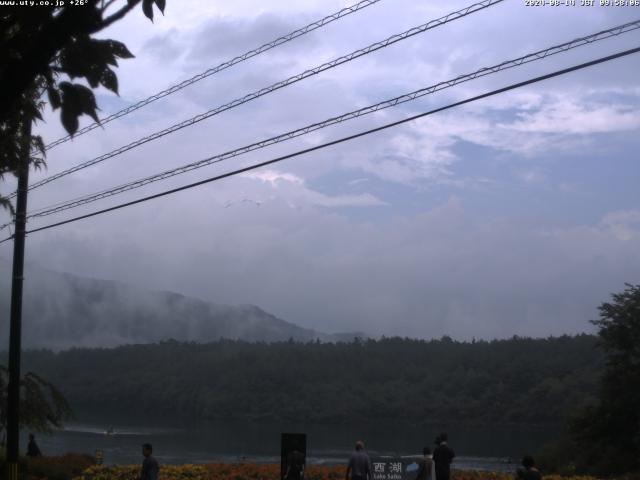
[93,39,118,67]
[142,0,154,21]
[59,82,101,134]
[30,135,46,159]
[60,106,79,136]
[100,68,119,95]
[0,196,16,216]
[84,65,102,88]
[73,84,100,124]
[25,101,43,122]
[155,0,166,14]
[108,40,135,60]
[47,87,61,110]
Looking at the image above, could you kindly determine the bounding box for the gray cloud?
[5,189,638,340]
[186,13,308,65]
[2,0,639,344]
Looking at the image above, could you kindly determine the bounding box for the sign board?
[371,457,421,480]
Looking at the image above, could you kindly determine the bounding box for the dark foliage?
[0,0,165,129]
[0,0,166,211]
[569,284,640,476]
[0,365,73,438]
[14,335,601,426]
[537,284,640,477]
[0,453,94,480]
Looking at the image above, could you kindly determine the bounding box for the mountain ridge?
[0,260,364,349]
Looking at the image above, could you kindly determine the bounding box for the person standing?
[346,441,372,480]
[140,443,159,480]
[433,433,455,480]
[415,447,435,480]
[26,434,42,457]
[515,456,541,480]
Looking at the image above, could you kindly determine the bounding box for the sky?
[1,0,640,339]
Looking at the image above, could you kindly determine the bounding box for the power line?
[43,0,385,151]
[2,45,637,245]
[17,19,640,223]
[17,0,503,198]
[2,18,639,230]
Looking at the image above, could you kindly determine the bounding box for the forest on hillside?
[12,335,602,426]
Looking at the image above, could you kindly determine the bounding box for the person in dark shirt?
[346,441,372,480]
[432,433,455,480]
[140,443,159,480]
[515,455,542,480]
[26,433,42,457]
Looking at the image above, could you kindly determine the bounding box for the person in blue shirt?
[140,443,159,480]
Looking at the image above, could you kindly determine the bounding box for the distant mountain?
[0,261,364,350]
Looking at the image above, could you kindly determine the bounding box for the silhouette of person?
[346,441,372,480]
[26,433,42,457]
[433,433,455,480]
[140,443,159,480]
[416,446,435,480]
[515,455,541,480]
[285,447,305,480]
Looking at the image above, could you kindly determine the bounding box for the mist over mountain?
[0,260,361,349]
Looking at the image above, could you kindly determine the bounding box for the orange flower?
[73,463,605,480]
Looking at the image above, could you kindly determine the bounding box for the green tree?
[0,365,73,444]
[569,283,640,476]
[0,0,167,211]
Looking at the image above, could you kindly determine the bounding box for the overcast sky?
[1,0,639,339]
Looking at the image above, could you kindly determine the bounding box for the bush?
[0,453,96,480]
[536,436,580,476]
[0,452,29,479]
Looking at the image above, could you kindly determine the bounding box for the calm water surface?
[24,418,558,473]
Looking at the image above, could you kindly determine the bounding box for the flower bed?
[72,463,602,480]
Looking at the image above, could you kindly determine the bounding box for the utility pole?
[6,119,31,480]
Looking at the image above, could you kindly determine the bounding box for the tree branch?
[93,0,141,32]
[101,0,118,14]
[0,1,141,122]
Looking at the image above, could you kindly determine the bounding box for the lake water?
[25,418,558,473]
